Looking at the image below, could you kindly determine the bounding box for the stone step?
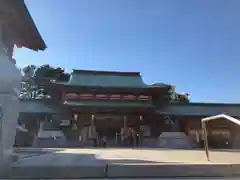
[2,163,240,179]
[107,164,238,178]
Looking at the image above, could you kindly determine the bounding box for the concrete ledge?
[3,152,240,179]
[229,164,240,176]
[13,148,62,153]
[2,164,240,178]
[107,164,234,178]
[2,166,106,179]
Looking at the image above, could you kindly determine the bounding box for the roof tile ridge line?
[72,69,141,76]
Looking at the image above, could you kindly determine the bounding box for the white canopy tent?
[202,114,240,125]
[201,114,240,161]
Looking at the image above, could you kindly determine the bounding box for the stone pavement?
[2,178,240,180]
[2,148,240,178]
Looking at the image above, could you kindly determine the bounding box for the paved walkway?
[3,178,240,180]
[5,148,240,178]
[14,148,240,165]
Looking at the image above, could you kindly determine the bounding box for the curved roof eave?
[0,0,47,51]
[18,2,47,51]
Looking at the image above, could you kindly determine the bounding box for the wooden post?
[202,121,210,161]
[90,114,95,139]
[123,116,127,140]
[124,116,127,133]
[124,116,127,129]
[138,116,143,146]
[32,116,43,147]
[139,115,143,132]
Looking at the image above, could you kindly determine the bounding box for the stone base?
[142,137,158,147]
[0,149,14,175]
[158,132,192,149]
[107,164,236,178]
[0,94,20,174]
[33,138,67,148]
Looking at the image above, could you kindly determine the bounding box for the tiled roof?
[157,103,240,117]
[54,69,170,89]
[69,70,149,88]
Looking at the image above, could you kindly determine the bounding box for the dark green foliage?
[21,64,70,99]
[34,64,70,86]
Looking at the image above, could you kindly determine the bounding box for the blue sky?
[15,0,240,103]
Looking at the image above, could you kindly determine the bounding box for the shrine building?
[4,0,240,149]
[16,69,240,149]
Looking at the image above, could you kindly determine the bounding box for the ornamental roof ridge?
[72,69,141,76]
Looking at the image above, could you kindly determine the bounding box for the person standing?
[129,131,134,147]
[93,133,98,147]
[136,133,140,147]
[102,135,107,148]
[116,132,120,145]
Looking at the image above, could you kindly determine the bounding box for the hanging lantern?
[74,113,78,121]
[140,116,143,121]
[91,114,95,126]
